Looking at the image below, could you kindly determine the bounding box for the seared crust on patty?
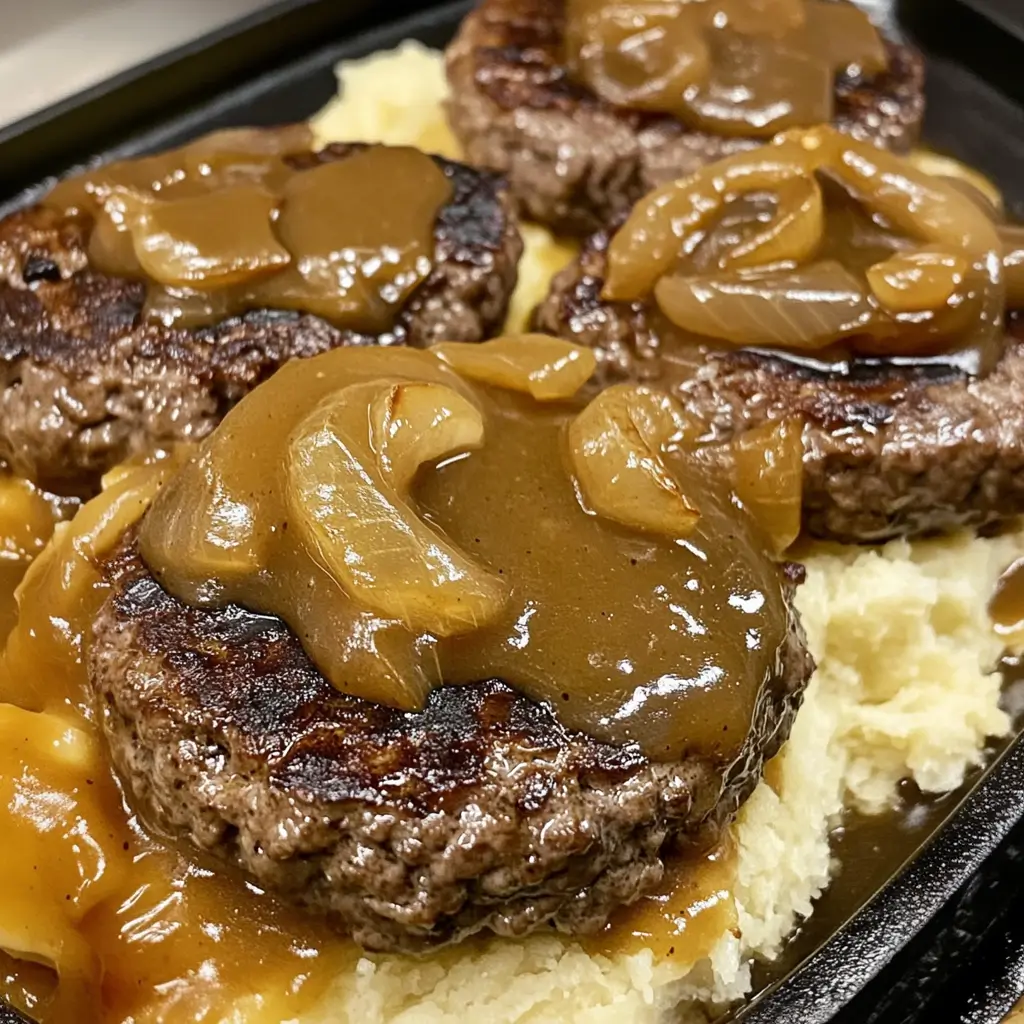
[89,535,813,953]
[445,0,926,235]
[0,144,522,496]
[534,229,1024,544]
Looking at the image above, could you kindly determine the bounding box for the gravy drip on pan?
[603,125,1015,375]
[138,342,793,761]
[585,842,737,958]
[990,556,1024,636]
[0,343,784,1017]
[565,0,888,135]
[43,127,453,331]
[0,459,359,1022]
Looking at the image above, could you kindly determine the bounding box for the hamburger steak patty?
[89,535,814,952]
[445,0,926,235]
[0,144,522,496]
[534,230,1024,544]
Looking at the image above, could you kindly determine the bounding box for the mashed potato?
[295,44,1024,1022]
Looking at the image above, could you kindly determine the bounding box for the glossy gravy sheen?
[0,457,740,1021]
[659,185,961,369]
[604,127,1012,373]
[990,556,1024,636]
[585,844,738,959]
[565,0,887,135]
[419,387,787,760]
[139,344,791,762]
[0,464,360,1023]
[43,129,452,331]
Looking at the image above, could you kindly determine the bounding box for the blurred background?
[0,0,276,127]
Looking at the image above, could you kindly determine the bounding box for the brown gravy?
[604,127,1009,373]
[139,343,791,762]
[991,557,1024,636]
[0,461,1018,1019]
[42,129,451,331]
[565,0,887,136]
[0,464,361,1023]
[0,952,56,1020]
[0,458,744,1020]
[585,844,738,961]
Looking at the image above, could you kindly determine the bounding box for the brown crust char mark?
[534,229,1024,543]
[445,0,926,234]
[89,534,813,951]
[0,145,523,495]
[109,541,648,810]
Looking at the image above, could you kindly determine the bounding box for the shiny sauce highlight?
[565,0,888,135]
[991,556,1024,637]
[42,129,452,332]
[0,459,740,1020]
[139,344,792,763]
[605,127,1011,374]
[0,463,359,1023]
[585,844,737,960]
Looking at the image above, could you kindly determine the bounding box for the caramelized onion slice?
[0,478,60,563]
[9,458,180,713]
[817,127,1005,362]
[176,124,314,181]
[730,419,804,555]
[0,708,105,1017]
[431,335,597,400]
[799,0,888,76]
[907,149,1003,218]
[655,261,878,349]
[679,33,834,139]
[129,184,290,289]
[604,138,818,300]
[721,175,824,271]
[866,247,967,314]
[569,385,700,538]
[88,206,142,278]
[44,125,313,217]
[566,0,709,115]
[287,380,509,636]
[719,0,805,35]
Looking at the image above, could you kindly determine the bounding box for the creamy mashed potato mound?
[283,43,1024,1023]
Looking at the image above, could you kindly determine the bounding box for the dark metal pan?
[3,1,1024,1021]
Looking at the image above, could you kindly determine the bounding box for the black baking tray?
[3,1,1024,1022]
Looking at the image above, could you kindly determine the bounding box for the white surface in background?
[0,0,278,128]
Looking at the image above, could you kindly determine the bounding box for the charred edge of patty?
[0,144,523,495]
[87,532,813,952]
[534,231,1024,542]
[444,0,926,233]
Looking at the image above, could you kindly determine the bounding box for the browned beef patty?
[0,144,522,496]
[534,229,1024,544]
[445,0,925,235]
[88,535,813,952]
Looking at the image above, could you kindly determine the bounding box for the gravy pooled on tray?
[139,338,794,760]
[565,0,887,135]
[602,124,1018,374]
[43,127,452,330]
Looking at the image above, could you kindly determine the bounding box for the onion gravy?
[139,342,793,761]
[604,126,1011,373]
[43,130,452,332]
[565,0,888,136]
